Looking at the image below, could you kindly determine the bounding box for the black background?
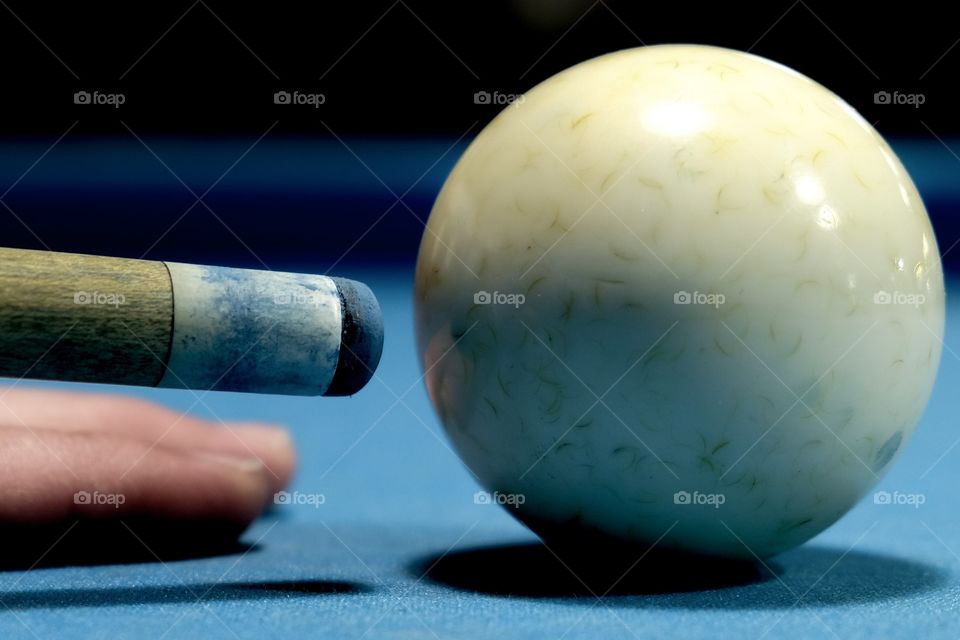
[0,0,955,137]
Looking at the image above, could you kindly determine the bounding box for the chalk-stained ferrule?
[161,263,383,396]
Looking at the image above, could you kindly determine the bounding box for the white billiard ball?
[414,45,944,559]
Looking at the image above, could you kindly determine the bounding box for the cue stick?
[0,247,383,396]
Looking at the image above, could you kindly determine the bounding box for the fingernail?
[194,451,265,473]
[231,424,293,452]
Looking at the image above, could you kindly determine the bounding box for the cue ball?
[414,45,944,559]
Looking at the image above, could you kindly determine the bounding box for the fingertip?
[219,423,297,491]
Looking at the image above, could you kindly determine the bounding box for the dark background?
[0,0,956,269]
[0,0,955,136]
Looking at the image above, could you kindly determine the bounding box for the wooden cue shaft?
[0,247,172,386]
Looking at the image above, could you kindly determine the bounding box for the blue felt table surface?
[1,267,960,639]
[0,137,958,272]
